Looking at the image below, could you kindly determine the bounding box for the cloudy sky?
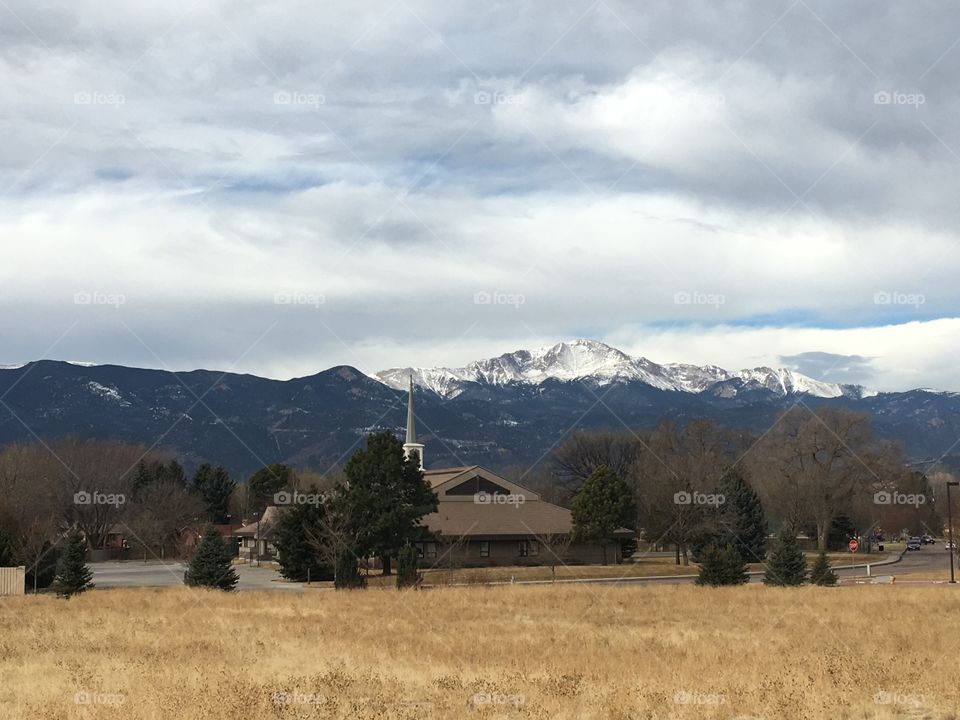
[1,0,958,391]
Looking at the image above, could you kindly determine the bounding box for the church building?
[402,379,634,566]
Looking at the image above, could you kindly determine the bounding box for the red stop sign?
[848,539,859,553]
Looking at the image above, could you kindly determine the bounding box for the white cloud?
[1,1,959,390]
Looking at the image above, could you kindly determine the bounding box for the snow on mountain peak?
[375,340,871,399]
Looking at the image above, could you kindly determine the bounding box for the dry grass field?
[2,584,958,720]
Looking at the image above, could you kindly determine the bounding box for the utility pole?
[947,481,958,584]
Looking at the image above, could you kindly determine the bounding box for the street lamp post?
[253,511,260,568]
[947,481,958,584]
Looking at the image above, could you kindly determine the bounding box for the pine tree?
[0,525,14,566]
[571,465,636,565]
[810,551,838,586]
[764,527,808,586]
[184,525,238,591]
[718,467,767,561]
[192,464,236,524]
[54,529,94,598]
[334,548,365,589]
[335,432,438,575]
[696,544,748,586]
[274,500,334,582]
[396,541,419,589]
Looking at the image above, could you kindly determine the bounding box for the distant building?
[404,378,633,566]
[236,506,280,562]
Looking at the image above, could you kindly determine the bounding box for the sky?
[1,1,959,391]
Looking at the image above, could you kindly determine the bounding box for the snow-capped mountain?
[376,339,875,399]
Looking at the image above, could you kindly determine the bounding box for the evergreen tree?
[184,525,238,591]
[764,527,808,586]
[718,467,767,561]
[396,540,419,589]
[570,465,636,565]
[274,500,334,582]
[53,529,94,598]
[0,525,14,566]
[247,464,295,513]
[334,548,365,589]
[696,544,749,586]
[827,513,856,552]
[335,432,438,575]
[810,551,838,586]
[132,459,154,495]
[192,464,236,524]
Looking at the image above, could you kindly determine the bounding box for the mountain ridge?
[376,339,878,400]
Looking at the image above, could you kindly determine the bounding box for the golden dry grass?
[2,584,958,719]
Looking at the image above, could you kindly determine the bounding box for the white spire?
[402,375,425,470]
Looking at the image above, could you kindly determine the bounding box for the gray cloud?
[0,0,959,388]
[778,351,876,385]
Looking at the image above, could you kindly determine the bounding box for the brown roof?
[422,466,477,489]
[235,505,284,537]
[421,498,634,540]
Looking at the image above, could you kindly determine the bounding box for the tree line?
[541,407,946,562]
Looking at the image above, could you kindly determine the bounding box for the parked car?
[906,537,922,551]
[945,541,957,550]
[922,535,935,544]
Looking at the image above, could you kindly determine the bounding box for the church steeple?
[403,375,425,470]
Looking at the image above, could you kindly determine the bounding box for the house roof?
[422,466,478,489]
[235,505,284,537]
[421,497,634,539]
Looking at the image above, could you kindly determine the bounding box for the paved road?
[91,560,301,592]
[90,544,958,592]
